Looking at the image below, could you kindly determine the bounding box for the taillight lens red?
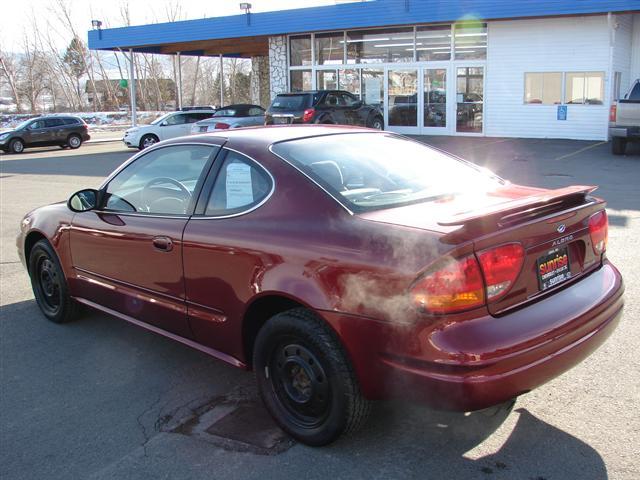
[477,243,525,301]
[214,122,230,129]
[588,210,608,255]
[609,104,617,122]
[302,108,315,123]
[410,255,485,314]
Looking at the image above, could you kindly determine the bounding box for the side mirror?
[68,189,99,212]
[160,121,168,126]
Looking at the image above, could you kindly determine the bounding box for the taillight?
[609,104,617,122]
[410,255,485,314]
[477,243,525,301]
[588,210,608,255]
[214,122,230,129]
[302,108,315,123]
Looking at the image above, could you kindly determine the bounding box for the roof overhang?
[88,0,639,57]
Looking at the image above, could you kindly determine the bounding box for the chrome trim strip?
[189,146,276,220]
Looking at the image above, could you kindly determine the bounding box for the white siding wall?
[485,16,610,140]
[631,14,640,83]
[612,14,633,97]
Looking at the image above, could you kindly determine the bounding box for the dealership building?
[88,0,640,140]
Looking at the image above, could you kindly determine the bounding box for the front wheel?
[139,134,159,150]
[370,116,384,130]
[28,240,80,323]
[9,138,24,154]
[253,308,370,446]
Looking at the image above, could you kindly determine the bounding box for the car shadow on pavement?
[0,149,132,177]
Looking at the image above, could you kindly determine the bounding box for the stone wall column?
[250,56,271,108]
[268,36,288,100]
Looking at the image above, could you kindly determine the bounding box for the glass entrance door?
[387,69,419,134]
[456,67,484,133]
[423,68,448,132]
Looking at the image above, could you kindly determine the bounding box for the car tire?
[611,137,627,155]
[253,308,371,446]
[28,239,80,324]
[139,134,159,150]
[9,138,24,154]
[67,134,82,149]
[370,116,384,130]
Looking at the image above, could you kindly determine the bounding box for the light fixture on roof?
[240,2,252,25]
[91,19,102,30]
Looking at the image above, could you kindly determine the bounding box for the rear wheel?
[9,138,24,154]
[139,134,159,150]
[67,134,82,149]
[611,137,627,155]
[28,240,80,323]
[253,308,370,446]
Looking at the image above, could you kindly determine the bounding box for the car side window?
[248,107,264,116]
[324,93,343,107]
[340,93,359,107]
[45,118,64,128]
[629,83,640,101]
[164,114,186,126]
[205,151,272,216]
[103,145,218,215]
[29,120,44,130]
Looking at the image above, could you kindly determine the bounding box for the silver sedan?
[191,104,265,133]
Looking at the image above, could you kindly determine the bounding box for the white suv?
[122,110,215,150]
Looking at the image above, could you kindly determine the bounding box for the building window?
[338,69,361,96]
[524,72,562,104]
[565,72,604,105]
[290,70,312,92]
[317,70,338,90]
[416,25,451,61]
[290,35,312,66]
[456,67,484,133]
[346,28,415,64]
[454,23,487,60]
[315,32,344,65]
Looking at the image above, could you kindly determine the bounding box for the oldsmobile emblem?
[556,224,566,233]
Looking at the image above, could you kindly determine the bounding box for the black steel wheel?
[611,137,627,155]
[254,308,370,446]
[29,240,79,323]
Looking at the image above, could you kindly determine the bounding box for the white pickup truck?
[609,79,640,155]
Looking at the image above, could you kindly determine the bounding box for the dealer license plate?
[536,246,571,291]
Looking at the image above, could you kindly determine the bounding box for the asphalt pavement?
[1,138,639,480]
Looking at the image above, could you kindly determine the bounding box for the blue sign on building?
[557,105,567,121]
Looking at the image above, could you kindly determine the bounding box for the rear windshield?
[271,133,502,212]
[270,94,315,110]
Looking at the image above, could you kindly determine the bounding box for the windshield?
[150,113,173,125]
[15,119,35,130]
[214,108,237,117]
[271,133,502,212]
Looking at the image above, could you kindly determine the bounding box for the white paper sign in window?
[226,162,254,209]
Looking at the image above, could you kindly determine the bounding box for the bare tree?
[0,46,22,112]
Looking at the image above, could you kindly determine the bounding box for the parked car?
[122,110,215,150]
[609,78,640,154]
[190,104,265,133]
[0,116,90,154]
[18,126,623,446]
[265,90,384,129]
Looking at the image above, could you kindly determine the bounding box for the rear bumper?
[609,126,640,139]
[322,261,623,411]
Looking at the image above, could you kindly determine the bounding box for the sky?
[0,0,351,51]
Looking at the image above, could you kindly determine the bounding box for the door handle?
[152,236,173,252]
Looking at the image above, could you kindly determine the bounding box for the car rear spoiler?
[438,185,598,227]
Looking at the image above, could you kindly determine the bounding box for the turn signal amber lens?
[411,255,485,314]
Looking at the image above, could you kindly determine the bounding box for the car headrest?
[309,161,344,191]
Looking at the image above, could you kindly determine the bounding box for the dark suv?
[0,116,90,154]
[265,90,384,129]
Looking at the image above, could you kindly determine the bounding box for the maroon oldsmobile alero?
[17,126,624,446]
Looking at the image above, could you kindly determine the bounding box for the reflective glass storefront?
[288,23,486,135]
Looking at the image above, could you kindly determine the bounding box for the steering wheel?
[141,177,191,213]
